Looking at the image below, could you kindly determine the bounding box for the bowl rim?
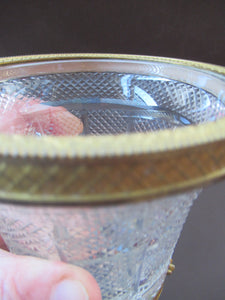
[0,53,224,159]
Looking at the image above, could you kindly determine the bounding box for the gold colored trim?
[0,54,224,204]
[154,286,164,300]
[154,259,175,299]
[167,259,175,275]
[0,53,224,74]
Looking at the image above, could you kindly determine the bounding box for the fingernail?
[50,280,89,300]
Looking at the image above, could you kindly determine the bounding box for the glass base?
[0,191,199,299]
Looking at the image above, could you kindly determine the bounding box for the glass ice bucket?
[0,54,224,299]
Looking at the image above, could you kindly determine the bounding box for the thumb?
[0,235,8,251]
[0,250,102,300]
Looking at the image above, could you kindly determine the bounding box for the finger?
[0,235,8,251]
[0,250,102,300]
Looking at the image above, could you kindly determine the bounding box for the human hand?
[0,236,102,300]
[0,95,99,299]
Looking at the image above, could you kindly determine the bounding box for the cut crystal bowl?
[0,54,224,299]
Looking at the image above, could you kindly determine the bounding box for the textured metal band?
[0,54,224,204]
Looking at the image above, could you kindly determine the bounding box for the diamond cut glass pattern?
[0,192,197,300]
[1,72,224,136]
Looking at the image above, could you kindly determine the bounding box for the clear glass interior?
[0,67,224,136]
